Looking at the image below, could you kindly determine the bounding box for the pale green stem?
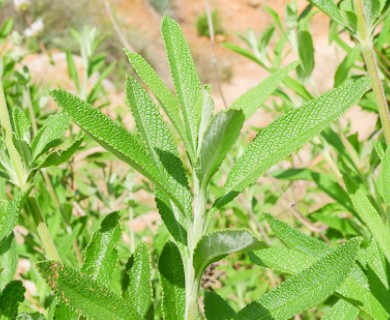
[354,0,390,145]
[184,175,206,320]
[0,80,60,261]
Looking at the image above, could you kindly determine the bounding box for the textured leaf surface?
[0,196,26,241]
[193,230,265,278]
[297,31,314,78]
[204,291,235,320]
[251,221,388,320]
[345,175,390,264]
[125,51,186,145]
[162,15,202,154]
[0,234,17,291]
[123,243,151,318]
[196,110,244,185]
[229,62,298,119]
[158,241,185,320]
[235,238,360,320]
[215,77,371,208]
[322,299,359,320]
[37,261,141,320]
[50,89,185,213]
[307,0,346,26]
[81,212,121,286]
[0,280,25,319]
[31,113,69,161]
[40,137,83,168]
[265,214,329,257]
[126,76,191,216]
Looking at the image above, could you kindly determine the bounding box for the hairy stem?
[354,0,390,145]
[185,176,205,320]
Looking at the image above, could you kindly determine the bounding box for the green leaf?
[81,212,121,286]
[307,0,346,26]
[265,213,329,257]
[0,280,25,319]
[66,51,80,90]
[196,110,244,186]
[193,230,265,278]
[123,243,152,318]
[0,234,17,291]
[0,18,13,39]
[235,238,360,320]
[126,76,191,216]
[39,137,83,168]
[334,48,360,87]
[162,15,202,155]
[250,242,388,319]
[222,43,266,68]
[54,302,79,320]
[12,108,30,142]
[197,86,215,150]
[125,51,187,147]
[155,188,187,245]
[249,246,314,274]
[229,62,298,119]
[37,261,141,320]
[158,241,185,320]
[0,194,28,241]
[31,113,69,161]
[378,148,390,205]
[215,77,371,208]
[323,299,359,320]
[50,89,186,214]
[297,31,314,78]
[344,173,390,264]
[204,291,235,320]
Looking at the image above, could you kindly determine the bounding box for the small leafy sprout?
[43,13,371,320]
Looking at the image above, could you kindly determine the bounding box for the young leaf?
[297,31,314,78]
[229,61,298,119]
[50,89,186,214]
[81,212,121,286]
[66,51,80,90]
[126,76,191,216]
[204,291,236,320]
[215,77,371,208]
[158,241,185,320]
[125,51,187,147]
[235,238,360,320]
[193,230,266,278]
[265,213,329,257]
[123,242,152,318]
[39,137,83,169]
[162,15,202,154]
[0,280,25,319]
[197,86,215,150]
[322,299,359,320]
[12,107,30,142]
[0,234,17,291]
[37,261,141,320]
[307,0,346,27]
[344,173,390,264]
[196,110,244,186]
[31,113,69,161]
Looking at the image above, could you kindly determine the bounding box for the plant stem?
[354,0,390,145]
[184,176,205,320]
[26,197,61,261]
[0,80,60,261]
